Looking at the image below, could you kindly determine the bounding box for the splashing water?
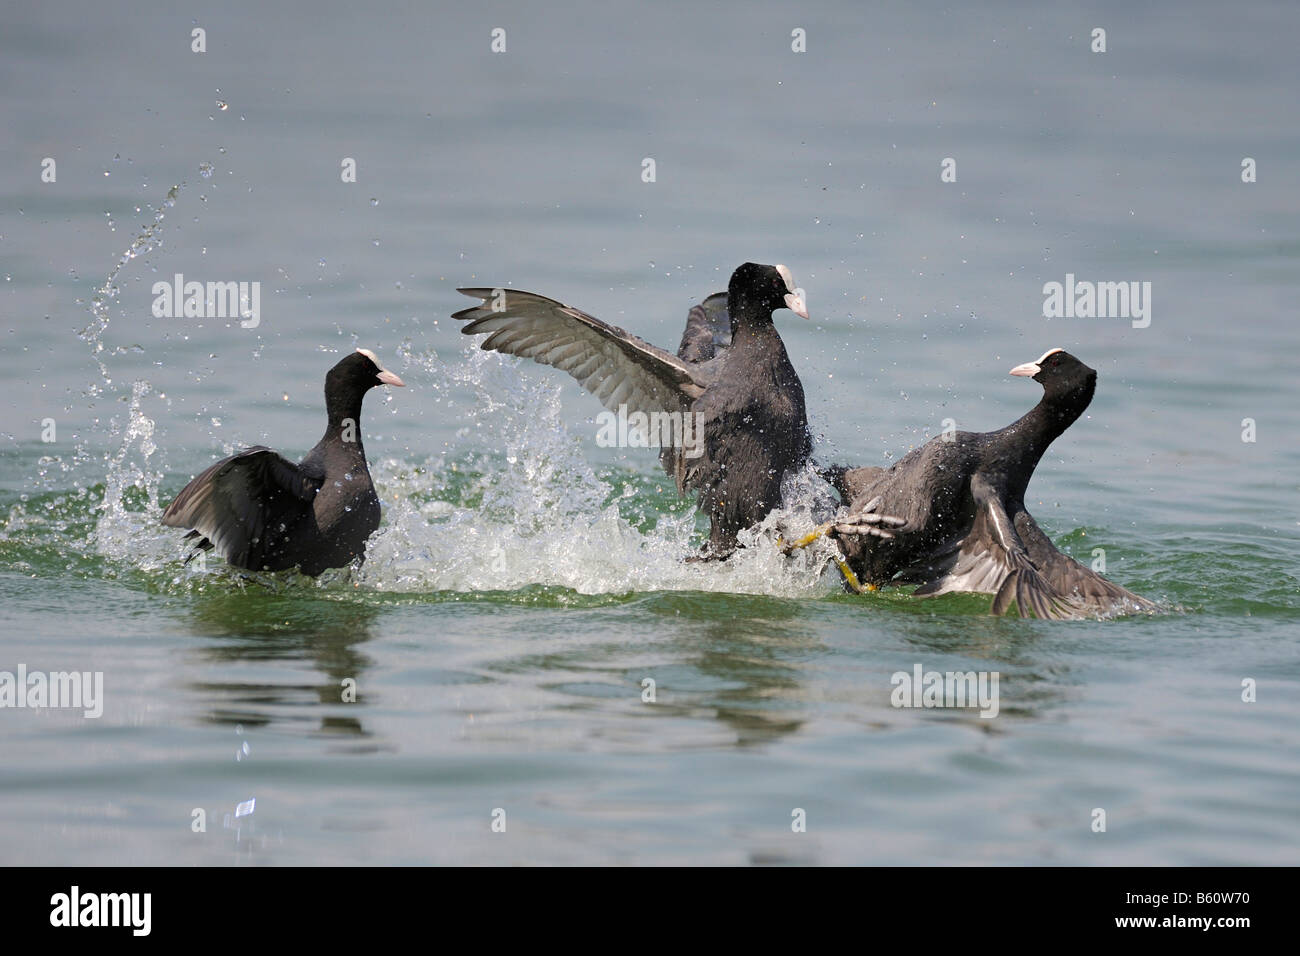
[92,380,174,571]
[72,342,848,596]
[63,184,191,576]
[352,347,846,598]
[63,179,843,598]
[79,184,181,383]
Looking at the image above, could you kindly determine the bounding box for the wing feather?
[454,288,706,415]
[675,292,732,364]
[161,447,323,570]
[1014,509,1156,613]
[912,474,1087,619]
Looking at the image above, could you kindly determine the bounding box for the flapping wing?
[1014,509,1157,614]
[161,446,323,570]
[454,288,707,415]
[675,292,732,364]
[912,474,1087,619]
[658,291,733,492]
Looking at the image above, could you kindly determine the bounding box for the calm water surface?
[1,1,1298,864]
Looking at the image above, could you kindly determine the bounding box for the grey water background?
[2,0,1298,864]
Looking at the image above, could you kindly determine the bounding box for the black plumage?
[453,263,813,556]
[161,348,404,576]
[826,349,1155,618]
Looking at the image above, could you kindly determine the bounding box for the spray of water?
[52,185,184,576]
[61,180,844,597]
[352,347,845,597]
[79,185,179,384]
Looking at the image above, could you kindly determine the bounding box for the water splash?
[58,177,844,598]
[79,183,181,382]
[69,328,845,596]
[75,184,186,572]
[351,347,844,597]
[92,379,174,571]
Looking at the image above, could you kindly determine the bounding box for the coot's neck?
[727,294,780,346]
[999,378,1095,493]
[323,387,368,455]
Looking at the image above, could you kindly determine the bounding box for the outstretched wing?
[162,446,323,570]
[1014,509,1156,613]
[454,288,706,416]
[912,474,1088,619]
[675,292,732,364]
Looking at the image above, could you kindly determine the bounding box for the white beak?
[356,347,405,386]
[774,264,808,319]
[1009,362,1039,378]
[783,291,809,319]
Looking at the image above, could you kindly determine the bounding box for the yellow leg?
[832,554,872,594]
[780,523,834,552]
[779,525,876,594]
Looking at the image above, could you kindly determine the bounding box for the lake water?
[2,0,1298,865]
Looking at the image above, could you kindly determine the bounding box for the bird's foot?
[778,497,904,553]
[826,496,907,540]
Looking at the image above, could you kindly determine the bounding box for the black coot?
[814,349,1155,618]
[161,348,404,575]
[454,263,814,556]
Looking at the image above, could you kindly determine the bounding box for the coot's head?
[728,262,809,320]
[326,348,406,396]
[1010,348,1096,401]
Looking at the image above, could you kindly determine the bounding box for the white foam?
[350,348,843,597]
[88,345,844,597]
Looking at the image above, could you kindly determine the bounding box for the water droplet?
[198,162,214,179]
[369,197,379,207]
